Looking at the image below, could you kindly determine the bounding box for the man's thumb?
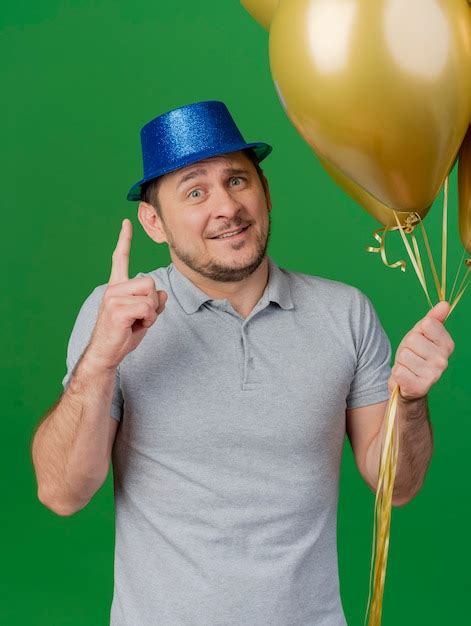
[425,300,451,323]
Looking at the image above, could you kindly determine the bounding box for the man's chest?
[117,310,355,462]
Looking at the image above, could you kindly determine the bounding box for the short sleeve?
[61,285,123,422]
[346,290,392,409]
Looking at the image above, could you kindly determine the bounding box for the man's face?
[148,150,272,282]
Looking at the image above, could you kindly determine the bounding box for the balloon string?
[371,414,398,626]
[441,176,449,299]
[392,210,433,308]
[415,213,444,301]
[447,265,470,318]
[364,384,400,626]
[447,161,471,309]
[368,385,400,624]
[448,194,471,308]
[364,173,469,626]
[448,247,467,304]
[411,231,428,295]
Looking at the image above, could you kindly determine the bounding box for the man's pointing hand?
[87,219,168,370]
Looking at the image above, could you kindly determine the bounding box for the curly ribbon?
[365,226,406,272]
[365,211,424,272]
[366,212,434,307]
[364,175,470,626]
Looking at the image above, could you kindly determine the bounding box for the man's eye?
[189,189,202,198]
[230,177,244,186]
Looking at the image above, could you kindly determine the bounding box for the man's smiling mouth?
[210,225,250,239]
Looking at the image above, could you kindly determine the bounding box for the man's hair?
[140,149,266,219]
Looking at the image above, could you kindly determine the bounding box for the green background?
[2,1,469,624]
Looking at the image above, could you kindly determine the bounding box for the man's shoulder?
[135,265,171,286]
[278,262,362,303]
[276,263,382,338]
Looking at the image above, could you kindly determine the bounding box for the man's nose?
[212,185,244,218]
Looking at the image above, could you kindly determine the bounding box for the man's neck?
[172,256,269,319]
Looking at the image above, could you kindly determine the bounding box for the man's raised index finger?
[109,218,132,285]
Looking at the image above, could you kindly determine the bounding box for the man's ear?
[138,201,168,244]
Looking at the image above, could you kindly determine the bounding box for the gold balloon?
[317,153,431,228]
[458,125,471,253]
[273,87,433,228]
[268,0,471,213]
[240,0,279,29]
[240,0,433,227]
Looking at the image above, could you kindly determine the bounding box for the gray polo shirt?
[61,255,392,626]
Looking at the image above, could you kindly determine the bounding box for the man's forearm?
[365,394,433,505]
[31,349,118,515]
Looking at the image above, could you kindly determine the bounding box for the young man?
[32,100,453,626]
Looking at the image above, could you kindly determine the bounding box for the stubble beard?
[164,213,272,282]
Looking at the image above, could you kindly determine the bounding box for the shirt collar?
[167,255,294,315]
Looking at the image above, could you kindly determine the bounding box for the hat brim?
[126,141,272,201]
